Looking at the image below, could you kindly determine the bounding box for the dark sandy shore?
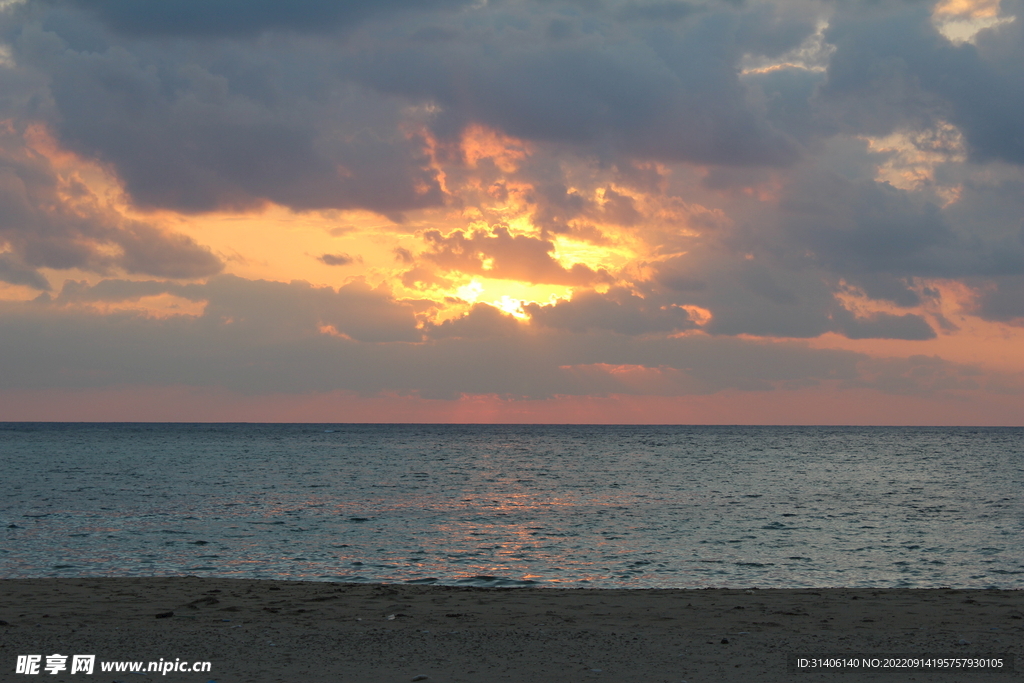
[1,578,1021,682]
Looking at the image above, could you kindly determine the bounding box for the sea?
[2,424,1022,589]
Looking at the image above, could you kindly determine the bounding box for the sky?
[0,0,1023,424]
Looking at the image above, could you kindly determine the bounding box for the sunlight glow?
[463,278,574,309]
[491,295,528,319]
[456,279,484,302]
[461,124,530,173]
[680,304,713,326]
[740,21,835,75]
[318,324,355,340]
[550,235,636,275]
[862,121,966,204]
[933,0,1015,44]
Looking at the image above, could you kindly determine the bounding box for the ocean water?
[2,423,1022,589]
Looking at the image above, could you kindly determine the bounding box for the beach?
[1,579,1020,682]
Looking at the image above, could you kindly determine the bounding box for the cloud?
[821,0,1024,165]
[0,272,1016,404]
[0,251,50,289]
[44,273,421,341]
[53,277,193,303]
[0,0,821,224]
[1,0,1022,418]
[426,302,522,339]
[198,274,422,344]
[528,182,644,237]
[832,307,936,341]
[647,252,938,340]
[970,275,1024,324]
[318,253,359,266]
[422,226,614,286]
[54,0,474,37]
[617,2,701,23]
[779,173,953,276]
[0,123,222,284]
[525,287,698,335]
[353,5,807,168]
[851,354,986,395]
[0,274,906,396]
[684,138,1023,330]
[4,19,446,215]
[117,224,224,278]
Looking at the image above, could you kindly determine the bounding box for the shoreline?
[1,578,1021,682]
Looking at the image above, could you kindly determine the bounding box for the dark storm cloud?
[2,0,1022,359]
[426,302,522,339]
[524,287,698,335]
[648,254,937,340]
[0,123,222,283]
[821,0,1024,165]
[0,252,50,289]
[742,66,827,145]
[526,181,640,237]
[651,254,823,338]
[351,2,809,167]
[831,306,936,340]
[8,0,1019,227]
[4,18,445,215]
[0,0,825,220]
[55,0,474,37]
[779,174,953,276]
[737,161,1024,307]
[318,253,359,266]
[853,274,923,308]
[529,182,596,234]
[970,276,1024,324]
[616,1,701,23]
[941,173,1024,271]
[682,111,1023,323]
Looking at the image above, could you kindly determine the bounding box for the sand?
[0,578,1021,682]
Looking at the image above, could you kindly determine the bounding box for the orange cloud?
[933,0,1001,18]
[422,226,614,286]
[461,124,531,173]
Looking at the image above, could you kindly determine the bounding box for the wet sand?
[1,578,1021,682]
